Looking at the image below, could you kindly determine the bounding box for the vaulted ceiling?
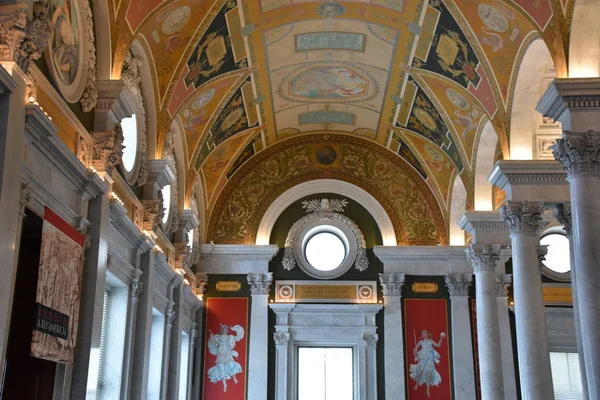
[107,0,572,243]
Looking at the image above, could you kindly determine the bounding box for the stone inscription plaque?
[275,280,377,303]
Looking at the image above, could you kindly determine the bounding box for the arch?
[130,40,157,160]
[256,179,397,246]
[569,0,600,78]
[448,174,467,245]
[92,0,112,80]
[169,119,187,210]
[474,120,498,211]
[510,39,553,160]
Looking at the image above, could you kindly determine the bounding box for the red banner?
[202,297,249,400]
[404,299,452,400]
[30,207,85,364]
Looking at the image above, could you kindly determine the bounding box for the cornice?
[199,244,279,261]
[458,211,505,235]
[146,159,175,189]
[373,246,468,262]
[537,78,600,123]
[178,209,200,231]
[488,160,567,192]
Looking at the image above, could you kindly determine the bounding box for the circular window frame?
[540,226,571,282]
[293,219,358,279]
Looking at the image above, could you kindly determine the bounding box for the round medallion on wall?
[315,145,337,165]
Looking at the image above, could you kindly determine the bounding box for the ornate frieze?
[247,272,273,295]
[142,198,161,232]
[444,273,473,297]
[80,0,97,112]
[273,332,290,346]
[500,201,545,234]
[0,5,26,63]
[552,130,600,176]
[91,124,124,176]
[14,2,50,79]
[494,274,512,297]
[466,244,501,272]
[379,273,405,297]
[554,203,572,236]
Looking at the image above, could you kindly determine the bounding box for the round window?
[305,231,346,271]
[540,232,570,274]
[161,184,171,225]
[121,114,138,172]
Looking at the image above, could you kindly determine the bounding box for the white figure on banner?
[207,324,245,392]
[409,329,447,398]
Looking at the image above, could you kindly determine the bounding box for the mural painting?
[31,208,85,364]
[404,298,452,400]
[390,132,428,180]
[412,0,481,89]
[290,66,368,99]
[184,1,248,91]
[203,297,249,399]
[227,132,263,179]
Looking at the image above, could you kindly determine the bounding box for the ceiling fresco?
[107,0,573,241]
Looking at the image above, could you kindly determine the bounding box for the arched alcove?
[448,174,467,245]
[474,120,498,211]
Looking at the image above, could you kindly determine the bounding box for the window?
[121,114,138,172]
[540,232,570,274]
[161,184,172,225]
[298,347,353,400]
[305,231,346,271]
[550,352,584,399]
[179,331,190,399]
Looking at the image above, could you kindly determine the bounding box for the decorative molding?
[80,0,97,112]
[146,160,175,190]
[363,333,379,347]
[374,246,468,262]
[282,198,368,272]
[537,78,600,124]
[199,244,279,261]
[141,199,160,233]
[379,273,405,297]
[494,274,512,297]
[466,244,501,272]
[247,272,273,295]
[552,130,600,176]
[488,160,567,193]
[194,272,208,298]
[501,201,545,234]
[554,203,572,236]
[270,304,382,316]
[273,332,290,346]
[14,2,51,80]
[130,278,143,300]
[444,273,472,297]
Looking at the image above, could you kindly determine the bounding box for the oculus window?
[305,231,346,272]
[298,347,353,400]
[161,184,171,225]
[121,114,138,172]
[540,232,570,273]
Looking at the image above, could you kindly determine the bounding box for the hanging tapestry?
[30,207,85,364]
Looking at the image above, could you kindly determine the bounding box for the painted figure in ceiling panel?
[195,81,258,170]
[397,78,464,173]
[184,1,247,92]
[412,0,481,90]
[289,66,368,99]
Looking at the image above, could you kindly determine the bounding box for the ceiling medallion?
[317,2,345,17]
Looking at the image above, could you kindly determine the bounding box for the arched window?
[121,114,138,172]
[161,184,172,225]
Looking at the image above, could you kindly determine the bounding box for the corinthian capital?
[14,2,51,78]
[445,273,473,297]
[501,201,545,234]
[247,272,273,295]
[466,244,501,272]
[379,273,405,297]
[0,5,26,63]
[91,124,124,176]
[554,203,572,236]
[552,131,600,176]
[273,332,290,346]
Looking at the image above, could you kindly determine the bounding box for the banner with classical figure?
[404,298,453,400]
[30,207,85,364]
[202,297,249,399]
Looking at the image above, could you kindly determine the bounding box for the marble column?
[190,305,204,400]
[120,270,142,399]
[0,63,27,378]
[495,274,518,400]
[363,333,379,400]
[165,275,184,400]
[553,134,600,398]
[185,324,197,400]
[273,332,290,400]
[466,245,505,400]
[555,203,589,399]
[379,273,406,400]
[130,249,157,399]
[247,272,273,400]
[501,201,554,399]
[444,273,477,400]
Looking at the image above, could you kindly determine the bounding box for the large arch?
[448,173,467,245]
[510,39,553,160]
[569,0,600,77]
[256,179,397,246]
[474,120,498,211]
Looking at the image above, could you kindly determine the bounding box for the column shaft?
[449,296,477,400]
[120,277,141,399]
[569,175,600,395]
[167,284,184,400]
[274,334,290,400]
[496,298,518,400]
[510,233,554,399]
[383,296,405,400]
[248,293,269,399]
